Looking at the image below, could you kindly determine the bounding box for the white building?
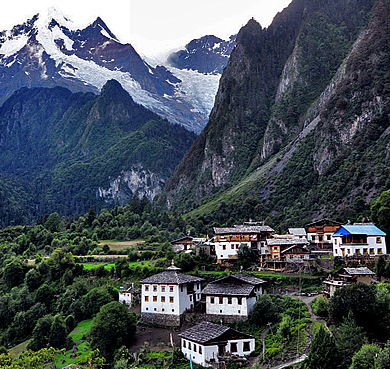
[288,228,307,239]
[331,224,386,257]
[139,264,204,326]
[118,287,136,306]
[202,273,266,318]
[213,225,274,263]
[179,321,255,367]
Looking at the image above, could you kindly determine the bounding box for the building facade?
[179,321,255,367]
[331,224,386,257]
[139,265,204,326]
[202,273,266,319]
[213,224,274,263]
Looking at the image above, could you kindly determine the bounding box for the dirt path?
[257,294,328,369]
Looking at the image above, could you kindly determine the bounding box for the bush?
[311,296,329,317]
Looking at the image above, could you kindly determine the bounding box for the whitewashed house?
[213,224,274,263]
[179,321,255,367]
[139,264,204,326]
[331,224,386,257]
[118,286,137,306]
[202,273,266,319]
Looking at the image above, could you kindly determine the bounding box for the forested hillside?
[0,80,196,227]
[161,0,390,230]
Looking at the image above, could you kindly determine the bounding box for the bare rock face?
[97,166,166,205]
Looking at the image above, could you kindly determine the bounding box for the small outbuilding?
[179,321,255,367]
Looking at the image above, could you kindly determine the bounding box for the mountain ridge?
[160,0,390,229]
[0,9,236,133]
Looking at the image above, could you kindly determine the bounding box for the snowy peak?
[168,34,236,74]
[0,8,232,133]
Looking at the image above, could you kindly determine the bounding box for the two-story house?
[213,224,274,263]
[202,273,266,320]
[307,219,342,249]
[331,223,386,257]
[139,264,204,326]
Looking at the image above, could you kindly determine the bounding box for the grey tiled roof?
[267,238,309,246]
[202,283,254,296]
[179,321,253,344]
[343,267,376,276]
[179,321,230,344]
[281,245,310,254]
[288,228,307,236]
[139,266,204,285]
[214,225,274,234]
[222,273,266,285]
[202,273,265,296]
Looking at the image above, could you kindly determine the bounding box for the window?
[169,286,174,292]
[181,285,183,292]
[188,342,191,350]
[237,297,242,305]
[161,296,165,302]
[363,248,368,255]
[228,297,232,304]
[153,285,157,292]
[236,244,239,249]
[170,296,174,303]
[161,286,165,292]
[377,237,382,244]
[223,245,226,250]
[210,297,215,304]
[145,296,149,302]
[347,249,351,254]
[335,239,338,245]
[230,342,237,353]
[154,307,157,311]
[231,244,234,249]
[370,248,375,254]
[153,296,157,302]
[183,340,186,348]
[190,295,192,301]
[199,345,202,354]
[219,297,223,304]
[327,235,331,241]
[335,249,338,255]
[318,236,323,242]
[194,344,197,352]
[243,341,251,352]
[145,285,149,291]
[356,249,361,255]
[379,248,383,254]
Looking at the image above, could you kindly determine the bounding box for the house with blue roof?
[331,223,386,257]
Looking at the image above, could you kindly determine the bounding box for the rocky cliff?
[161,0,390,229]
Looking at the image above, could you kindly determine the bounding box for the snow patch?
[0,34,28,57]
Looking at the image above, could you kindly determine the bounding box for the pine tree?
[304,325,339,369]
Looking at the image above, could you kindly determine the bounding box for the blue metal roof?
[333,224,386,236]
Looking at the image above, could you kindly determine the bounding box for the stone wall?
[185,313,247,325]
[140,312,182,327]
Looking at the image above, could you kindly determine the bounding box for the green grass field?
[55,319,93,367]
[8,339,31,357]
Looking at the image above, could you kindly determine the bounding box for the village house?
[179,321,255,367]
[213,224,274,263]
[306,219,342,249]
[171,236,207,253]
[118,285,138,306]
[288,228,307,239]
[264,237,310,271]
[323,267,376,297]
[202,273,266,320]
[331,223,386,257]
[139,264,204,326]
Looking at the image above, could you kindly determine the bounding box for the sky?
[0,0,292,57]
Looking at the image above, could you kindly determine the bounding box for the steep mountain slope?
[0,8,233,133]
[161,0,390,229]
[0,80,196,223]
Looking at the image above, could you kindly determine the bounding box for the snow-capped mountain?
[168,34,236,75]
[0,8,235,133]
